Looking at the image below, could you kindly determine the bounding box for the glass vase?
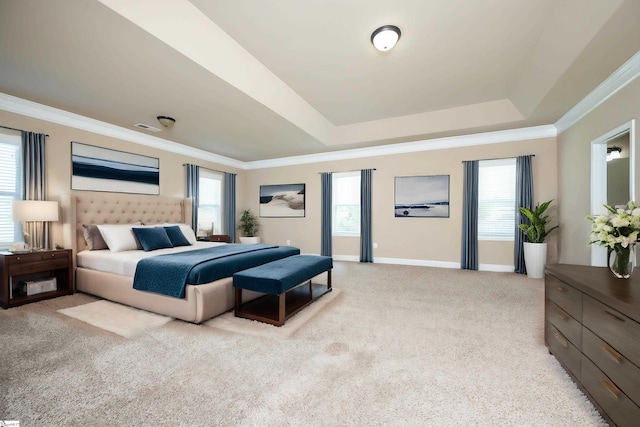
[609,245,635,279]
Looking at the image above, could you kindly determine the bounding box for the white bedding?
[77,242,226,278]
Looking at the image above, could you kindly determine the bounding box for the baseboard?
[327,255,514,273]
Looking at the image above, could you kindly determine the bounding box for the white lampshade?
[11,200,59,222]
[371,25,401,51]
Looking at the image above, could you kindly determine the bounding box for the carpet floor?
[0,262,605,426]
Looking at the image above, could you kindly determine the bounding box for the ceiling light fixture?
[157,115,176,129]
[371,25,401,51]
[607,146,622,161]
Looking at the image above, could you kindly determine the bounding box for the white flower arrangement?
[586,201,640,250]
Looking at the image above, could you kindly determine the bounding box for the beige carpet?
[1,262,606,426]
[204,289,340,338]
[57,300,173,338]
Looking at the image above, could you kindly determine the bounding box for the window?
[478,158,516,241]
[197,169,223,237]
[332,171,360,236]
[0,131,22,249]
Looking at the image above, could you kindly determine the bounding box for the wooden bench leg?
[278,293,286,326]
[327,269,332,290]
[234,287,242,316]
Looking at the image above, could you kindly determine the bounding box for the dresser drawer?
[546,299,581,348]
[545,275,582,320]
[546,323,581,379]
[583,295,640,368]
[582,355,640,427]
[583,327,640,406]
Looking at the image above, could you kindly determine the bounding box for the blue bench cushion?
[233,255,333,295]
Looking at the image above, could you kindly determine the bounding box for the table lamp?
[11,200,59,251]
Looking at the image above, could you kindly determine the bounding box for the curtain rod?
[461,154,535,163]
[0,124,49,137]
[318,168,377,174]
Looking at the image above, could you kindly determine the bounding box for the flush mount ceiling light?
[157,115,176,129]
[371,25,401,51]
[607,146,622,161]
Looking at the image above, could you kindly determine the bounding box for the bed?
[61,192,296,323]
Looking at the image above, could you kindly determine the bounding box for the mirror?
[590,120,636,266]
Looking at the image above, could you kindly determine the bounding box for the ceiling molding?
[0,92,245,170]
[245,125,557,170]
[555,49,640,134]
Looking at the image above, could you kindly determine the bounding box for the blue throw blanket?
[133,244,281,298]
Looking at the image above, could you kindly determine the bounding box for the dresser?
[545,264,640,426]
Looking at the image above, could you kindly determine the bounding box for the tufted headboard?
[61,192,192,264]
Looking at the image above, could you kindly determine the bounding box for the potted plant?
[518,200,558,278]
[238,209,260,244]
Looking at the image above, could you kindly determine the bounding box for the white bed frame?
[61,192,259,323]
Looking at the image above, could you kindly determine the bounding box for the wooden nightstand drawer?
[582,355,640,427]
[546,323,581,379]
[7,252,43,265]
[583,327,640,406]
[546,299,581,348]
[546,275,582,320]
[583,295,640,368]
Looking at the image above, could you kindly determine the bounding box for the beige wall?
[0,109,244,247]
[246,137,558,268]
[1,107,558,268]
[557,77,640,265]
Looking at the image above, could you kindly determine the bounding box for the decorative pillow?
[164,225,191,247]
[97,222,142,252]
[163,223,197,245]
[132,227,174,252]
[80,224,108,250]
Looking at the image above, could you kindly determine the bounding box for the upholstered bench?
[233,255,333,326]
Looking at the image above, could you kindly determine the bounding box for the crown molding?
[0,92,245,170]
[245,125,557,170]
[555,49,640,134]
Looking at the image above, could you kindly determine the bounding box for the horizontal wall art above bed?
[71,141,160,195]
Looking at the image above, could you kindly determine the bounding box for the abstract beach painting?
[260,184,305,217]
[394,175,450,218]
[71,142,160,194]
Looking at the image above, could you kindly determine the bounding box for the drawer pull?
[601,345,623,364]
[553,331,568,349]
[555,306,571,321]
[555,286,567,293]
[600,379,621,400]
[604,310,625,322]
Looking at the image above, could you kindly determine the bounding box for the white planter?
[523,242,547,279]
[239,236,261,244]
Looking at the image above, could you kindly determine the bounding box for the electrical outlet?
[373,242,378,248]
[286,240,291,245]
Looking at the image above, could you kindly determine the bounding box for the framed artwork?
[260,183,305,218]
[394,175,450,218]
[71,142,160,195]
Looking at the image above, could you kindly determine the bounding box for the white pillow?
[163,223,197,245]
[97,222,142,252]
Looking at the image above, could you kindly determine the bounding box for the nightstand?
[0,249,73,309]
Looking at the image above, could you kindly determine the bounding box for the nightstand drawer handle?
[555,286,567,293]
[601,345,623,364]
[553,331,568,349]
[604,310,625,322]
[600,379,621,400]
